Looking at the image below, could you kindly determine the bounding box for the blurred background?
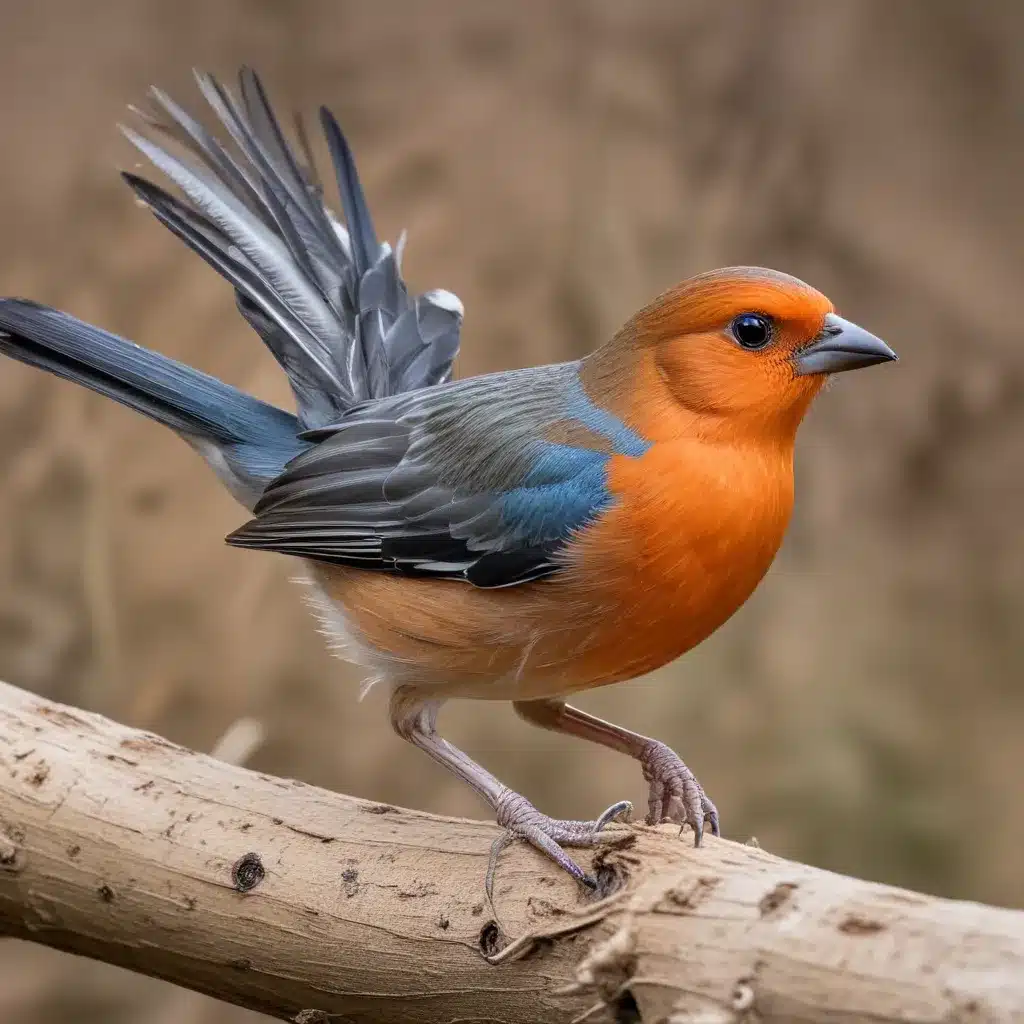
[0,0,1021,1020]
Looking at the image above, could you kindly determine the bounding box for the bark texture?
[0,679,1021,1024]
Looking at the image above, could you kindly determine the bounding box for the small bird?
[0,69,896,890]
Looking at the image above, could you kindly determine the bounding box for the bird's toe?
[638,740,721,842]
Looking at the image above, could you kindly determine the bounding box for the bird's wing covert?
[226,362,650,587]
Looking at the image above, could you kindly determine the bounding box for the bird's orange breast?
[553,438,795,688]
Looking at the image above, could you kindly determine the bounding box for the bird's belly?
[550,542,778,690]
[306,562,605,699]
[307,446,791,700]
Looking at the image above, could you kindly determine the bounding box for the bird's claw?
[594,798,634,832]
[638,740,720,845]
[488,789,632,898]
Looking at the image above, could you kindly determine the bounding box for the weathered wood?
[0,679,1021,1023]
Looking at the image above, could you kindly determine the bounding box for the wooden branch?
[0,680,1022,1024]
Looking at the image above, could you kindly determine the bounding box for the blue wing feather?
[497,445,612,545]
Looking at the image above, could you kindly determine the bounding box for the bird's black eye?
[731,313,773,350]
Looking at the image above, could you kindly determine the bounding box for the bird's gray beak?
[794,313,898,375]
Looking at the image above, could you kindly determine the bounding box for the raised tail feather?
[123,66,465,430]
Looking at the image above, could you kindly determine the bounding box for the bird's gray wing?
[226,362,650,588]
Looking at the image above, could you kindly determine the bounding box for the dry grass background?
[0,1,1021,1020]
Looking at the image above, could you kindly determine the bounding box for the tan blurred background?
[0,0,1021,1020]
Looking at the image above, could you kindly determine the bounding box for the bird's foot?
[489,789,632,895]
[638,740,720,845]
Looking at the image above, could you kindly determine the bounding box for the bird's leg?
[389,686,631,892]
[513,699,720,845]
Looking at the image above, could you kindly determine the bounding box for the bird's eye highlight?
[731,313,773,351]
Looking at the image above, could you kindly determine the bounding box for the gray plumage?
[123,66,464,429]
[0,68,465,513]
[228,364,584,586]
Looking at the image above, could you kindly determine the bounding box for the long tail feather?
[0,299,306,508]
[318,106,380,280]
[123,68,464,427]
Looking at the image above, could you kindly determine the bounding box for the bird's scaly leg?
[513,698,720,844]
[389,687,631,893]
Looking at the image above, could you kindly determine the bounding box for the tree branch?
[0,679,1021,1023]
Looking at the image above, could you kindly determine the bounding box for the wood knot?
[0,837,24,872]
[732,979,756,1011]
[665,875,721,911]
[758,881,798,918]
[478,920,505,957]
[27,760,50,787]
[341,867,359,897]
[613,990,641,1023]
[838,912,886,936]
[232,852,266,892]
[593,846,633,899]
[0,821,27,873]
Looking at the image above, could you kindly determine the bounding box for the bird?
[0,68,896,891]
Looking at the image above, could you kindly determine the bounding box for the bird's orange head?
[585,266,896,444]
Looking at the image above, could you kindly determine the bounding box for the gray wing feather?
[388,292,463,391]
[121,173,344,426]
[123,67,464,428]
[137,90,266,214]
[227,363,596,588]
[229,70,352,292]
[319,106,379,279]
[123,128,345,380]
